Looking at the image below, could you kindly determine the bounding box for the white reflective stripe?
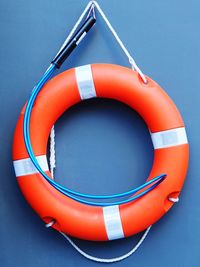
[75,64,96,100]
[103,205,124,240]
[13,155,49,177]
[151,127,188,149]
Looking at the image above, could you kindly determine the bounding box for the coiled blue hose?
[23,64,166,206]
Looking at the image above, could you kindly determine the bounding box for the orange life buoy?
[13,64,189,241]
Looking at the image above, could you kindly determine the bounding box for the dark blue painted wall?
[0,0,199,266]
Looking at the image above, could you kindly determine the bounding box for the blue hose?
[23,64,166,206]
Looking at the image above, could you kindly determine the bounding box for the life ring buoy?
[13,64,189,241]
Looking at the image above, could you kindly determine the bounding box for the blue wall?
[0,0,199,266]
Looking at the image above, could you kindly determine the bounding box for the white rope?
[45,220,55,228]
[54,1,94,58]
[54,1,147,83]
[44,223,151,263]
[86,2,96,19]
[168,197,179,203]
[91,1,147,83]
[48,0,151,263]
[59,227,151,263]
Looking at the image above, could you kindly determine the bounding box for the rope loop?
[91,1,147,83]
[45,221,151,263]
